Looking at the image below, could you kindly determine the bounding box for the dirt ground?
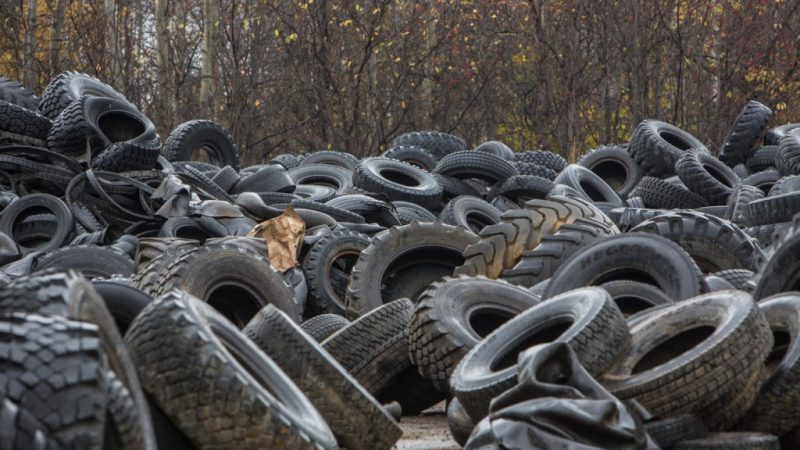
[394,405,460,450]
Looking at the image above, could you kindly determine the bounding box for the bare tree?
[22,0,38,88]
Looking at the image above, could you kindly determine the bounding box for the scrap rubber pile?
[0,73,799,449]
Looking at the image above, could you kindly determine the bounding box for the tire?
[631,176,709,209]
[600,280,673,316]
[47,96,159,158]
[293,184,336,203]
[326,194,402,226]
[514,150,567,172]
[290,199,365,223]
[725,184,765,225]
[768,175,800,196]
[616,208,669,231]
[704,274,736,292]
[474,140,515,160]
[39,71,130,119]
[743,191,800,226]
[456,196,616,279]
[578,145,642,198]
[33,245,135,279]
[352,157,443,209]
[382,145,438,171]
[630,210,760,272]
[487,175,553,202]
[777,130,800,175]
[439,195,501,233]
[322,298,414,395]
[303,228,370,316]
[161,120,240,169]
[300,314,350,342]
[502,218,618,287]
[0,193,73,255]
[0,100,51,139]
[298,150,359,170]
[712,269,754,291]
[434,150,519,183]
[543,232,705,301]
[645,414,707,449]
[268,153,299,169]
[125,290,337,449]
[753,220,800,299]
[766,123,800,145]
[134,237,200,270]
[345,221,478,317]
[746,223,788,249]
[91,280,153,334]
[0,314,106,450]
[676,148,741,204]
[136,239,298,326]
[747,146,779,173]
[490,195,520,212]
[451,287,628,420]
[407,275,540,391]
[673,432,779,450]
[393,200,438,224]
[511,162,557,179]
[232,164,295,194]
[629,120,707,177]
[742,168,781,195]
[0,76,39,110]
[158,216,227,240]
[602,291,772,419]
[447,398,475,447]
[433,173,482,199]
[391,131,467,160]
[209,165,240,192]
[243,305,403,450]
[719,100,773,167]
[288,163,354,193]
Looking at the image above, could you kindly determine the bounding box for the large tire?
[439,195,502,233]
[299,314,350,342]
[512,161,557,179]
[747,146,779,173]
[753,222,800,299]
[630,210,760,272]
[288,163,354,193]
[33,245,135,279]
[451,287,629,420]
[645,414,707,449]
[39,71,130,119]
[243,305,402,450]
[719,100,773,167]
[232,165,295,194]
[391,131,467,160]
[602,291,772,420]
[676,148,741,204]
[743,190,800,227]
[345,221,479,318]
[776,129,800,175]
[601,279,674,316]
[514,150,567,172]
[742,168,781,195]
[0,99,51,139]
[91,280,153,334]
[298,150,359,170]
[303,228,370,316]
[393,200,438,224]
[352,157,442,209]
[543,232,705,301]
[382,145,438,171]
[628,120,707,177]
[487,175,553,202]
[407,276,540,391]
[0,76,39,110]
[553,164,623,205]
[0,193,73,255]
[447,398,475,447]
[725,184,765,225]
[765,123,800,146]
[434,150,519,183]
[162,120,239,169]
[126,290,337,449]
[475,140,515,160]
[631,176,709,209]
[673,432,779,450]
[578,145,642,198]
[325,194,400,227]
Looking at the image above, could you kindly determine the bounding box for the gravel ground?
[394,411,459,450]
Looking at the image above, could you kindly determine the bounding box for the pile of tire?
[0,72,798,449]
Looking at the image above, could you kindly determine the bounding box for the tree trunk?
[105,0,122,89]
[155,0,172,126]
[23,0,38,88]
[421,7,436,124]
[200,0,218,115]
[49,0,67,75]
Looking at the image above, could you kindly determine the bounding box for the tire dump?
[1,72,800,450]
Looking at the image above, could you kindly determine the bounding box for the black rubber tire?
[47,96,159,158]
[353,157,443,209]
[300,314,350,342]
[393,200,438,224]
[433,173,482,200]
[720,100,773,167]
[345,221,479,318]
[243,305,402,450]
[232,164,295,194]
[39,71,130,119]
[629,120,707,177]
[293,184,336,203]
[326,194,401,227]
[777,130,800,175]
[673,432,779,450]
[578,144,642,198]
[91,280,153,334]
[514,150,567,172]
[768,175,800,196]
[630,210,760,272]
[703,274,736,292]
[765,123,800,145]
[747,146,779,173]
[742,168,782,195]
[475,140,515,160]
[209,165,240,192]
[0,193,73,255]
[712,269,754,291]
[322,298,415,395]
[487,175,553,202]
[743,191,800,226]
[631,176,709,209]
[0,100,51,139]
[0,313,107,450]
[126,290,337,449]
[616,208,669,231]
[434,150,519,183]
[298,150,359,170]
[290,199,365,223]
[447,398,475,447]
[382,145,438,171]
[602,291,772,420]
[600,279,674,317]
[752,220,800,299]
[502,217,618,287]
[268,153,299,169]
[511,161,557,179]
[135,240,298,326]
[439,195,502,234]
[490,195,519,212]
[288,163,354,193]
[451,287,629,420]
[161,120,239,169]
[543,232,705,301]
[407,275,540,391]
[0,76,39,110]
[34,245,135,279]
[303,228,370,316]
[725,184,765,225]
[676,148,741,204]
[746,223,788,249]
[158,217,227,241]
[391,131,467,160]
[645,414,707,449]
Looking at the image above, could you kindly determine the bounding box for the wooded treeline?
[2,0,799,164]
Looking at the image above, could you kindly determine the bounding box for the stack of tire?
[0,71,799,449]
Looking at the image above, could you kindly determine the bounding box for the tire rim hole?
[594,269,659,288]
[207,284,263,328]
[613,296,658,317]
[469,309,515,338]
[465,212,495,234]
[328,252,360,303]
[765,330,791,376]
[296,176,340,189]
[379,168,421,187]
[492,319,573,371]
[97,111,145,142]
[579,180,608,202]
[659,130,692,150]
[190,144,219,166]
[12,207,56,250]
[703,163,733,188]
[173,225,213,241]
[633,325,715,374]
[591,160,628,191]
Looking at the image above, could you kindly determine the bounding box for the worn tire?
[0,76,39,110]
[434,150,519,183]
[601,280,674,317]
[514,150,567,172]
[725,184,765,225]
[0,193,73,255]
[439,195,501,234]
[383,145,439,171]
[298,150,359,170]
[553,164,623,205]
[303,228,370,316]
[353,157,442,209]
[742,168,781,195]
[645,414,707,449]
[720,100,773,167]
[0,100,51,139]
[628,120,707,177]
[578,144,642,198]
[487,175,553,202]
[747,146,779,173]
[447,398,475,446]
[33,245,135,279]
[289,163,354,193]
[161,120,239,170]
[673,432,779,450]
[631,176,709,209]
[39,71,130,119]
[300,314,350,342]
[391,131,467,160]
[676,148,741,204]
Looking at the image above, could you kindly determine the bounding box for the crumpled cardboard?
[247,207,305,271]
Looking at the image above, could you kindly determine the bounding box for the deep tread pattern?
[487,175,553,201]
[299,314,350,342]
[90,141,160,172]
[513,150,567,172]
[720,100,773,167]
[0,76,39,110]
[743,191,800,226]
[628,120,706,177]
[46,97,93,156]
[747,146,778,173]
[352,157,442,209]
[39,71,130,120]
[712,269,754,291]
[391,131,467,160]
[645,414,707,449]
[745,223,788,248]
[433,150,519,183]
[104,370,142,450]
[776,130,800,175]
[382,145,438,171]
[433,173,481,199]
[725,184,765,225]
[511,162,557,180]
[632,176,709,209]
[672,432,780,450]
[0,100,51,139]
[162,120,240,170]
[676,148,740,204]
